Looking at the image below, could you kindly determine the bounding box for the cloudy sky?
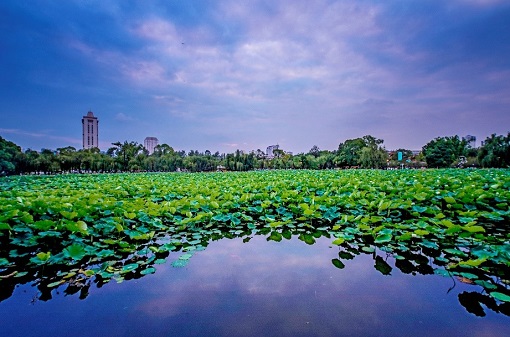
[1,0,509,153]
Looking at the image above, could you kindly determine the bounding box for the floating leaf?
[141,267,156,275]
[474,280,497,290]
[332,238,345,245]
[122,263,139,272]
[462,225,485,233]
[374,234,392,243]
[64,244,86,261]
[459,258,486,267]
[47,280,64,288]
[36,252,51,262]
[489,292,510,302]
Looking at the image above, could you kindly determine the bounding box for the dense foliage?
[478,133,510,168]
[0,137,21,175]
[423,136,468,168]
[0,170,509,314]
[1,132,508,175]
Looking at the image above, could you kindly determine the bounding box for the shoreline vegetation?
[1,133,509,176]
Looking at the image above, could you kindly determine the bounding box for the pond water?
[1,236,508,337]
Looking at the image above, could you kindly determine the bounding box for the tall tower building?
[144,137,159,154]
[82,111,99,149]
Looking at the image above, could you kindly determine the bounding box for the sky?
[1,0,509,154]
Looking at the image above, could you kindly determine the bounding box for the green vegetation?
[1,132,509,175]
[0,169,509,315]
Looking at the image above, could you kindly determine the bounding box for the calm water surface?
[1,236,508,337]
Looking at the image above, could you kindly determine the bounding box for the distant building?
[266,144,279,158]
[144,137,159,154]
[82,111,99,149]
[463,135,476,148]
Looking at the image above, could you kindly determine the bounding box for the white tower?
[82,111,99,149]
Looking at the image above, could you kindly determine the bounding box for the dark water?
[1,236,508,337]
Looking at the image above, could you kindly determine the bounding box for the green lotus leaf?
[47,280,64,288]
[397,233,413,241]
[122,263,139,272]
[474,280,498,290]
[374,233,392,243]
[37,251,51,261]
[64,244,86,260]
[462,225,485,233]
[414,229,430,236]
[0,222,13,230]
[32,220,54,231]
[60,210,78,220]
[412,206,427,213]
[140,267,156,275]
[459,272,478,280]
[268,231,282,242]
[419,240,438,249]
[459,258,486,267]
[332,238,345,245]
[362,246,375,253]
[444,248,467,257]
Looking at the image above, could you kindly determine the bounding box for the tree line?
[1,133,509,175]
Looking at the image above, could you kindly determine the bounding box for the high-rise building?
[144,137,159,154]
[82,111,99,149]
[266,144,279,158]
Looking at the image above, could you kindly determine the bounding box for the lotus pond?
[0,169,509,336]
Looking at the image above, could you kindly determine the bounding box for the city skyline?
[1,1,509,154]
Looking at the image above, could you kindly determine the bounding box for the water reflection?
[1,235,509,337]
[1,225,510,319]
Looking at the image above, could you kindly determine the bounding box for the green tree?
[335,135,385,168]
[0,136,22,175]
[57,146,79,173]
[108,141,145,171]
[359,147,387,169]
[423,136,467,168]
[308,145,320,158]
[37,149,59,174]
[478,133,510,168]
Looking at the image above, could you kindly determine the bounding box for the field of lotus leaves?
[0,169,509,313]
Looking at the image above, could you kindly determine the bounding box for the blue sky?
[1,0,509,153]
